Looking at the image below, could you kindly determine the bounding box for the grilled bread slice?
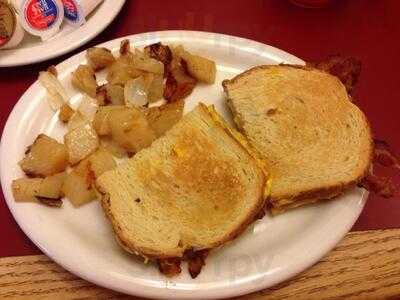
[223,65,373,213]
[96,103,269,276]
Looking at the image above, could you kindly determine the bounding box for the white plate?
[0,31,367,299]
[0,0,125,67]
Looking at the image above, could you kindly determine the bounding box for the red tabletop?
[0,0,399,257]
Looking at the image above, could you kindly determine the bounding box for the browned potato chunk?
[71,65,98,97]
[95,85,107,106]
[88,148,116,177]
[59,104,74,123]
[47,65,58,76]
[12,178,42,202]
[131,51,164,75]
[37,172,66,199]
[86,47,115,71]
[170,45,185,59]
[96,84,125,106]
[93,106,124,136]
[107,56,144,86]
[64,124,99,165]
[74,158,94,180]
[108,107,156,153]
[67,111,87,131]
[119,39,131,55]
[100,138,127,158]
[145,100,184,137]
[62,170,95,207]
[19,134,68,177]
[181,51,216,84]
[106,84,125,105]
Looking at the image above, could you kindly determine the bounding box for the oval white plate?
[0,31,367,299]
[0,0,125,67]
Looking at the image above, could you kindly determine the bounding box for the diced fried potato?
[12,178,42,202]
[93,106,124,136]
[145,100,184,137]
[37,172,66,199]
[62,170,95,207]
[71,65,98,97]
[107,56,144,86]
[108,107,156,153]
[96,85,107,106]
[144,42,172,67]
[96,84,125,106]
[180,51,216,84]
[47,65,58,76]
[108,108,135,149]
[59,104,74,123]
[88,148,116,177]
[67,111,88,132]
[64,123,99,165]
[86,47,115,71]
[39,71,69,111]
[100,138,127,158]
[131,52,164,75]
[148,74,164,102]
[120,39,131,56]
[106,84,125,105]
[74,158,94,181]
[19,134,68,177]
[164,61,197,102]
[170,45,185,59]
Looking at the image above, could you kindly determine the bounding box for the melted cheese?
[205,104,272,200]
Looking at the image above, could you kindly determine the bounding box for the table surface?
[1,229,400,300]
[0,0,399,298]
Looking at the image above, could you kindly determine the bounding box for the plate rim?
[0,0,126,67]
[0,30,367,299]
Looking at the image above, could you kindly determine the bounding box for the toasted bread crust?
[98,178,266,260]
[99,187,174,260]
[223,64,374,212]
[222,64,318,90]
[271,112,373,213]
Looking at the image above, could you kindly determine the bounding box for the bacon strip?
[307,55,361,94]
[374,139,400,169]
[163,59,197,102]
[360,174,396,198]
[184,249,209,279]
[157,257,182,277]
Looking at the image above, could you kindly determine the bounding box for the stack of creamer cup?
[0,0,103,49]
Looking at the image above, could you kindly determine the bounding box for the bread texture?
[96,103,268,260]
[223,65,373,212]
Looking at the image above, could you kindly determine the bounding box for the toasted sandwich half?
[96,103,269,277]
[223,65,373,213]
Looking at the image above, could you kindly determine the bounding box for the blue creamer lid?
[62,0,84,25]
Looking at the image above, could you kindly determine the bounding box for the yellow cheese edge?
[203,103,272,200]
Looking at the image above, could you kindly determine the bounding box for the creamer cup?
[61,0,102,26]
[19,0,64,40]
